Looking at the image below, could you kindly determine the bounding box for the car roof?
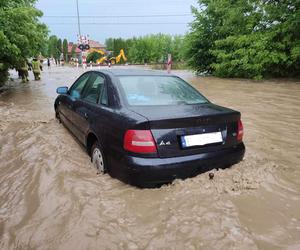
[93,69,175,77]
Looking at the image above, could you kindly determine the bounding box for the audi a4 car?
[55,69,245,187]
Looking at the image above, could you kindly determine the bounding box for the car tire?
[91,141,107,174]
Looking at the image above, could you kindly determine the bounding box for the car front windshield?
[118,76,208,106]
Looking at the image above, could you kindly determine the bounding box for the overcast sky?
[36,0,198,43]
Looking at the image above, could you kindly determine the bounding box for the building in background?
[89,40,106,51]
[68,42,81,60]
[67,40,106,64]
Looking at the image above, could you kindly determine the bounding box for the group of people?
[17,57,42,83]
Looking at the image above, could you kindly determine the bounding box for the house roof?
[89,40,106,48]
[67,40,106,54]
[68,43,81,53]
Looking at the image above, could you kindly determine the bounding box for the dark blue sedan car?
[55,70,245,187]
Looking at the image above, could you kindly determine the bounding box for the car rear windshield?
[118,76,208,106]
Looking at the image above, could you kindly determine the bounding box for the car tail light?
[124,130,157,153]
[237,119,244,141]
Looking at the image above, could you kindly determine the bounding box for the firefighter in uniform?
[20,59,29,82]
[32,57,41,80]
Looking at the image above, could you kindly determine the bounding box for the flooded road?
[1,66,300,249]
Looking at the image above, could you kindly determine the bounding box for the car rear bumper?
[120,143,245,188]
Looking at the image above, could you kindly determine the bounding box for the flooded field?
[0,66,300,249]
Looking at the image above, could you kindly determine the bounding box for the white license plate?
[181,132,223,148]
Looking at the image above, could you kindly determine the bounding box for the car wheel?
[91,142,106,174]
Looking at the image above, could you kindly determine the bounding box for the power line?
[43,14,192,18]
[47,22,189,25]
[43,0,194,5]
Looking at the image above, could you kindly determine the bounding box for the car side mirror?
[56,86,68,95]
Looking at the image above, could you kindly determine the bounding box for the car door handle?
[84,113,88,120]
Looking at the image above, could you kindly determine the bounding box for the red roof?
[68,43,81,53]
[89,40,106,49]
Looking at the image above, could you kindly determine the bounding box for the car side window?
[69,73,90,98]
[81,74,105,104]
[100,83,108,105]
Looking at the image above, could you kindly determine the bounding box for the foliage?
[106,37,131,57]
[185,0,300,79]
[86,51,102,63]
[105,34,185,64]
[45,36,70,63]
[57,38,62,60]
[47,35,59,60]
[71,44,77,58]
[0,0,48,85]
[63,38,68,62]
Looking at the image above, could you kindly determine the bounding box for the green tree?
[86,51,102,63]
[57,38,62,61]
[185,0,300,79]
[71,44,77,58]
[0,0,48,85]
[171,35,185,63]
[47,35,60,63]
[105,34,184,64]
[105,38,114,51]
[63,39,68,62]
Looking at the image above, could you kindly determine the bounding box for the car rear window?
[118,76,208,106]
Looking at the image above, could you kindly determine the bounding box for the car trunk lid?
[128,103,241,158]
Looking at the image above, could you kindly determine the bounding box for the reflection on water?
[1,67,300,249]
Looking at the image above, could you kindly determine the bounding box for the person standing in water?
[20,58,29,82]
[47,58,50,68]
[32,57,41,80]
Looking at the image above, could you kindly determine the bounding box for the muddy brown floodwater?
[0,66,300,250]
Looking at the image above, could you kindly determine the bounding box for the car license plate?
[181,132,223,148]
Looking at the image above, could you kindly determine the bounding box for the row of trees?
[185,0,300,79]
[44,36,74,64]
[105,34,185,64]
[1,0,299,85]
[0,0,47,85]
[105,1,299,79]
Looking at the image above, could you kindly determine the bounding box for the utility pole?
[76,0,81,36]
[76,0,83,66]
